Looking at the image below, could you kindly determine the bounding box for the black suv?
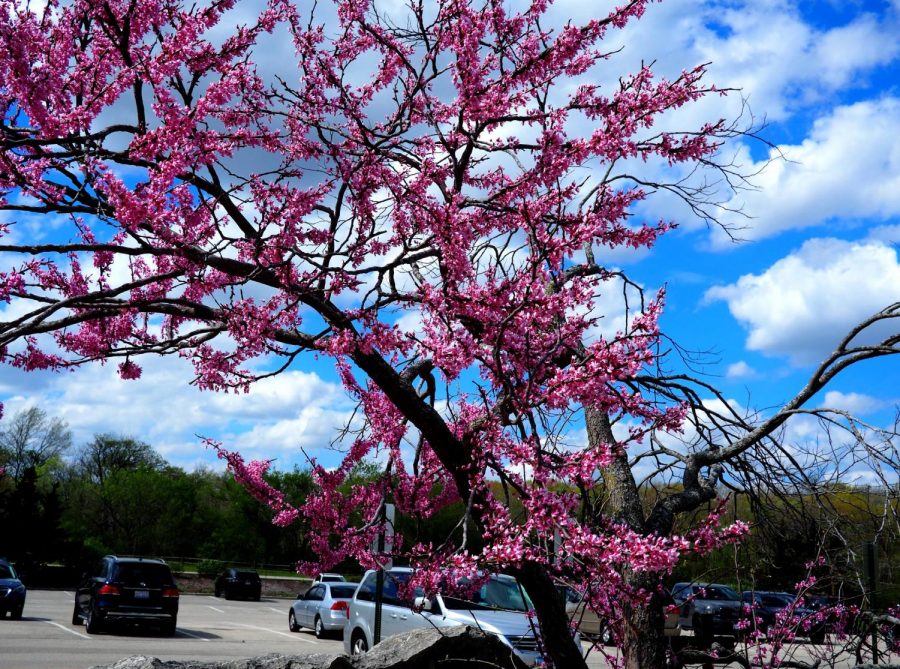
[73,556,179,634]
[214,568,262,601]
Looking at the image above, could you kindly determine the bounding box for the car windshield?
[116,564,173,587]
[0,564,16,579]
[235,571,259,580]
[330,585,357,598]
[443,576,533,612]
[702,586,739,601]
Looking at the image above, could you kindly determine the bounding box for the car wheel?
[224,588,232,601]
[693,615,711,648]
[289,610,300,632]
[10,605,22,620]
[85,606,103,634]
[351,630,369,655]
[810,631,825,645]
[162,618,177,636]
[214,587,222,598]
[72,603,82,626]
[314,616,325,638]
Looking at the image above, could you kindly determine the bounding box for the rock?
[89,626,528,669]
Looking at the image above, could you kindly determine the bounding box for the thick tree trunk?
[620,573,669,669]
[511,562,589,669]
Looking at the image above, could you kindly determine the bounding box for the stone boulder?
[89,626,529,669]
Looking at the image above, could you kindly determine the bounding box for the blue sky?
[0,0,898,475]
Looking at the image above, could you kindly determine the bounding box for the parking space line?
[228,622,319,644]
[176,629,210,641]
[42,621,91,640]
[207,606,225,613]
[267,607,284,615]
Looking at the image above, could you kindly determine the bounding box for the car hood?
[443,608,536,636]
[0,578,24,589]
[695,600,741,610]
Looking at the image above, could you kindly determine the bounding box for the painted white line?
[43,621,91,640]
[176,629,210,641]
[207,606,225,613]
[267,607,285,615]
[61,591,73,598]
[228,622,318,644]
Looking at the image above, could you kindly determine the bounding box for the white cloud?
[821,391,885,416]
[0,352,352,470]
[705,238,900,365]
[726,361,756,380]
[709,98,900,245]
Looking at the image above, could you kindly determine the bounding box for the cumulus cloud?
[709,98,900,245]
[821,391,885,416]
[0,353,352,470]
[705,238,900,365]
[726,361,757,380]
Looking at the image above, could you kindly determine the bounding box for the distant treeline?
[1,407,898,602]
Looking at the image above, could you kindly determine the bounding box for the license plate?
[135,590,149,599]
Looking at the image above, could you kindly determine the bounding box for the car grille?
[507,635,540,652]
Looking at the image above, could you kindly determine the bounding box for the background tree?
[0,407,71,484]
[0,1,898,668]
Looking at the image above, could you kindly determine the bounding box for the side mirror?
[413,596,432,611]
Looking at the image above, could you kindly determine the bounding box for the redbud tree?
[2,0,898,667]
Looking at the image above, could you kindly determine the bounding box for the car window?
[382,571,412,606]
[330,585,358,599]
[0,564,14,579]
[236,571,259,581]
[444,576,530,612]
[115,563,173,587]
[356,574,376,602]
[762,595,787,607]
[307,585,325,601]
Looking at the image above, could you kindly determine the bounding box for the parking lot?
[1,590,863,669]
[0,590,345,669]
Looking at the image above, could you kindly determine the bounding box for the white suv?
[343,567,550,666]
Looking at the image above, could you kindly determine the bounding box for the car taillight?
[98,584,121,596]
[331,601,349,617]
[162,587,180,598]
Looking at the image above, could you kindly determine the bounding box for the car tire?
[162,618,177,636]
[314,616,325,639]
[214,587,222,598]
[72,603,82,626]
[351,630,369,655]
[85,606,103,634]
[693,615,711,648]
[289,610,300,632]
[10,605,22,620]
[810,631,825,645]
[224,588,232,601]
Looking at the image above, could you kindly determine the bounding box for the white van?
[343,567,550,666]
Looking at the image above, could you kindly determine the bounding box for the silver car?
[289,582,358,638]
[343,567,554,667]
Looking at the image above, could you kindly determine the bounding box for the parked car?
[344,567,553,667]
[672,582,742,645]
[0,558,26,620]
[740,591,825,643]
[289,581,358,638]
[72,555,179,635]
[214,568,262,601]
[557,584,680,645]
[312,573,346,584]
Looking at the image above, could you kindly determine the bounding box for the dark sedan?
[673,582,742,645]
[742,591,825,643]
[0,559,26,619]
[214,568,262,601]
